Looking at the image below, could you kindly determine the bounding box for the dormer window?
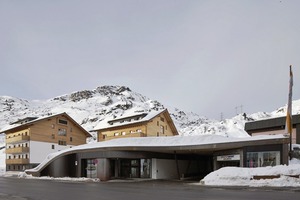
[58,119,68,125]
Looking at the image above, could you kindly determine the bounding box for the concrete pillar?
[96,158,110,181]
[282,143,289,165]
[239,149,244,167]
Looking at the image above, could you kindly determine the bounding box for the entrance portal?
[111,159,151,179]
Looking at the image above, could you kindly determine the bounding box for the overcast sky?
[1,0,300,119]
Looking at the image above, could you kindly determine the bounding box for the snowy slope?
[1,85,300,147]
[0,85,252,141]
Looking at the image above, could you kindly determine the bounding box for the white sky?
[1,0,300,119]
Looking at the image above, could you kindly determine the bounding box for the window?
[122,132,126,136]
[102,135,106,140]
[70,137,73,142]
[58,119,68,125]
[114,132,119,136]
[160,117,164,122]
[160,125,165,134]
[52,145,55,149]
[246,151,280,168]
[137,129,142,133]
[157,121,159,126]
[58,128,67,136]
[58,140,67,146]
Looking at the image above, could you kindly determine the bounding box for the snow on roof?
[26,134,288,174]
[0,113,62,133]
[0,112,91,137]
[93,109,165,130]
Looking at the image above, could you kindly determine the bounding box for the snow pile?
[18,172,100,182]
[200,163,300,187]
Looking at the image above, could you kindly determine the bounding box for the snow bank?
[18,172,100,182]
[200,164,300,187]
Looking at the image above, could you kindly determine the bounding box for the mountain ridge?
[2,85,295,142]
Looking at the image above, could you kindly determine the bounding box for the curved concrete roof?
[25,134,289,176]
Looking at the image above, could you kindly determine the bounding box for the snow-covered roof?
[93,109,167,130]
[0,112,91,137]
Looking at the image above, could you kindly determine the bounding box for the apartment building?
[93,109,179,142]
[1,112,91,171]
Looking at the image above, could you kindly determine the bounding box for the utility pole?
[235,105,244,115]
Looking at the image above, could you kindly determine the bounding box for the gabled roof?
[93,109,178,135]
[1,112,92,138]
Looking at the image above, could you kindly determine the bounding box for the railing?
[6,158,29,164]
[6,147,29,154]
[6,135,30,144]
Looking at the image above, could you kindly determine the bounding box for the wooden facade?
[95,109,178,142]
[2,113,91,171]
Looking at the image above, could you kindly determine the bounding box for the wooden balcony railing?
[5,147,29,154]
[6,135,30,144]
[6,158,29,165]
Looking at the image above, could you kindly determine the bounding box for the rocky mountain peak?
[0,85,256,140]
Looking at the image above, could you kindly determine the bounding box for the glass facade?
[246,151,280,168]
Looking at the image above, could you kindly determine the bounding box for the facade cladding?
[245,114,300,144]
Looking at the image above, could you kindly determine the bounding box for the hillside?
[0,85,254,143]
[2,85,298,145]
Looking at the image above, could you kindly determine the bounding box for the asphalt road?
[0,177,299,200]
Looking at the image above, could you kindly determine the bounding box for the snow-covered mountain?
[0,85,296,147]
[0,86,249,139]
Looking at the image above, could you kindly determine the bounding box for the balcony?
[6,147,29,154]
[6,158,29,165]
[6,135,30,144]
